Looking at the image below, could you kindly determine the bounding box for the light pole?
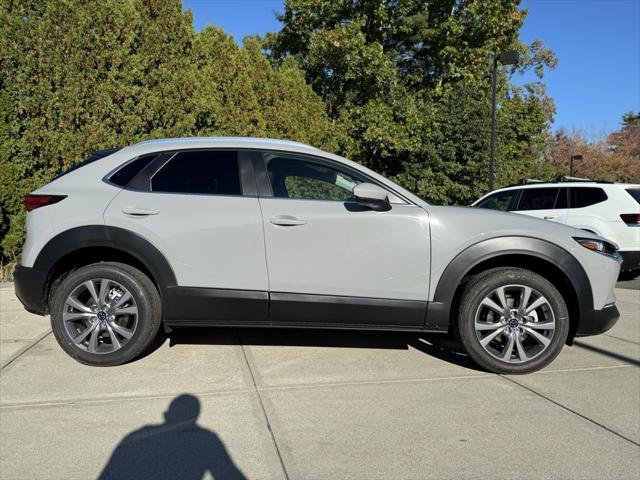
[489,50,520,191]
[570,154,583,176]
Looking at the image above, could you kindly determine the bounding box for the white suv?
[473,180,640,278]
[14,138,623,374]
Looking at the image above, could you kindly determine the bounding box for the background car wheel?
[619,269,640,281]
[457,267,569,374]
[50,262,162,366]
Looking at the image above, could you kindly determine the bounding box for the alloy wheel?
[474,284,556,363]
[62,278,138,354]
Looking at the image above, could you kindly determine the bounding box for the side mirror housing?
[353,182,391,212]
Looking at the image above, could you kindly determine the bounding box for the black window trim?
[556,187,569,209]
[104,149,254,198]
[103,147,415,205]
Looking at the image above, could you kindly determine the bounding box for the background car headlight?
[574,237,622,260]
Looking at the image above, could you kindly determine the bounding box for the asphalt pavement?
[1,283,638,479]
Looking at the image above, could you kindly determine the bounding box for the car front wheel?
[457,267,569,374]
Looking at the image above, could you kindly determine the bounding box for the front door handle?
[121,206,159,216]
[269,215,307,226]
[543,215,558,220]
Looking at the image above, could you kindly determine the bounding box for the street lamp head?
[496,50,520,65]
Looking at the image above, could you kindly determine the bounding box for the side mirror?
[353,182,391,212]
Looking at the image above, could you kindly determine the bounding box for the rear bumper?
[620,250,640,271]
[13,265,48,315]
[575,304,620,337]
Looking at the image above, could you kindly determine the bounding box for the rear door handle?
[121,206,159,216]
[543,215,558,220]
[269,215,306,226]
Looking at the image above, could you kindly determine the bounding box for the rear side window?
[626,188,640,204]
[109,154,157,187]
[476,190,519,211]
[151,150,241,195]
[570,187,608,208]
[516,188,559,211]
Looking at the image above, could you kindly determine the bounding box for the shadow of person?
[98,394,246,480]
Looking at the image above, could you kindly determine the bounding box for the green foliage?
[267,0,558,205]
[0,0,336,262]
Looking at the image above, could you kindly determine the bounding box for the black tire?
[457,267,569,374]
[50,262,162,366]
[618,269,640,281]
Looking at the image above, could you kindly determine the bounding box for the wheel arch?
[34,226,177,309]
[426,236,592,344]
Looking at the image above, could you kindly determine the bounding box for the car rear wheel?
[50,262,162,366]
[457,267,569,374]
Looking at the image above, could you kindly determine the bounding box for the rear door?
[104,149,269,323]
[514,187,569,223]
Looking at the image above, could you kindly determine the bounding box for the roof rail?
[555,175,593,183]
[521,178,545,184]
[554,175,616,184]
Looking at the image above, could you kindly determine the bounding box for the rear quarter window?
[626,188,640,204]
[108,154,158,187]
[569,187,608,208]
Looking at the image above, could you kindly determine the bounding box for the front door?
[256,152,430,327]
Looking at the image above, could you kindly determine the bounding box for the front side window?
[516,188,560,211]
[570,187,608,208]
[265,154,366,201]
[476,190,519,211]
[151,150,241,195]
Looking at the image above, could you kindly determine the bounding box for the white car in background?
[473,179,640,278]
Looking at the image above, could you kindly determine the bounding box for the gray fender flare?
[34,225,177,296]
[425,236,592,335]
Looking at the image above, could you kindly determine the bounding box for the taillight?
[620,213,640,226]
[24,194,66,212]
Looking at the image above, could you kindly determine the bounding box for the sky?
[183,0,640,135]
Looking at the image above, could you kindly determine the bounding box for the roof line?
[134,137,319,150]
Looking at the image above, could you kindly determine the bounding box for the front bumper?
[620,250,640,272]
[575,303,620,337]
[13,264,48,315]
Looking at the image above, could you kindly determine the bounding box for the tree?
[548,112,640,183]
[266,0,558,204]
[0,0,337,265]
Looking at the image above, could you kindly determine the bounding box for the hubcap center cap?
[508,318,519,329]
[97,311,107,321]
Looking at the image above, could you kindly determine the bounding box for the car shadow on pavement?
[574,340,640,367]
[162,327,484,372]
[98,394,246,480]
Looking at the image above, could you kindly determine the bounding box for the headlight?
[574,237,622,261]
